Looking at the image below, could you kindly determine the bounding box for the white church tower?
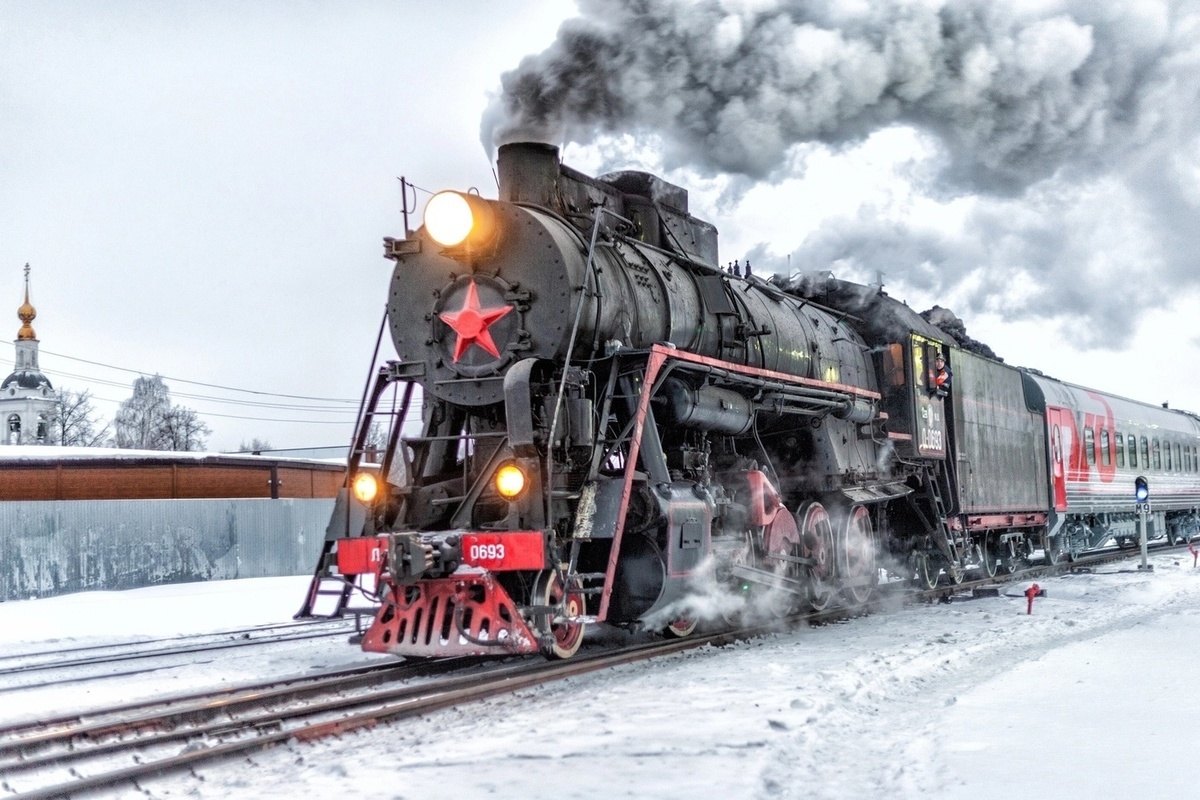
[2,264,57,445]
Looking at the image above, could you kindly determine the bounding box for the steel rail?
[0,618,350,666]
[0,661,414,746]
[0,621,357,678]
[0,658,484,777]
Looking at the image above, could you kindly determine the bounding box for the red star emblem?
[438,281,514,362]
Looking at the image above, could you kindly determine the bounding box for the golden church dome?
[17,262,36,340]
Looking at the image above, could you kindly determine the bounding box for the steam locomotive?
[299,143,1200,658]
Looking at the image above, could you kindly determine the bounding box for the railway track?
[0,655,492,799]
[0,635,724,800]
[1,542,1188,799]
[0,618,359,685]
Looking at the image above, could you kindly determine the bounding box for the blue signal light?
[1134,476,1149,503]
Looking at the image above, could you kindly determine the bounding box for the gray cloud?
[748,169,1185,349]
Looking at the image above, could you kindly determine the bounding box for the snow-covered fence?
[0,498,334,601]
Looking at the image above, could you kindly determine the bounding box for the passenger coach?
[1023,374,1200,557]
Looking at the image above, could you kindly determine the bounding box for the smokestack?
[497,142,560,208]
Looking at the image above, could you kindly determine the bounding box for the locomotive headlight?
[424,192,473,247]
[495,463,526,500]
[423,191,498,250]
[352,472,379,504]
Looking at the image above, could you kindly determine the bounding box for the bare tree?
[237,438,273,454]
[53,388,110,447]
[362,420,389,463]
[160,406,211,451]
[114,375,171,449]
[113,375,209,451]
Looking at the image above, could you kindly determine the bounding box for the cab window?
[882,343,906,388]
[912,342,928,389]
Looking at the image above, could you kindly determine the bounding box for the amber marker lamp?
[494,463,526,500]
[352,472,379,504]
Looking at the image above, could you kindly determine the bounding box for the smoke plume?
[483,0,1197,190]
[483,1,1200,348]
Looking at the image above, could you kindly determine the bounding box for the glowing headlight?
[495,464,526,500]
[424,191,474,247]
[352,472,379,504]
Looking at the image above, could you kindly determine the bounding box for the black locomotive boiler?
[299,143,1200,658]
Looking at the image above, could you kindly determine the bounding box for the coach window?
[1153,439,1162,470]
[1116,433,1126,468]
[1127,434,1136,467]
[1142,437,1150,469]
[1083,428,1095,466]
[1174,443,1182,472]
[1186,447,1192,472]
[1165,441,1172,470]
[1100,430,1112,467]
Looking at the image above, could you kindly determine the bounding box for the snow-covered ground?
[3,555,1199,799]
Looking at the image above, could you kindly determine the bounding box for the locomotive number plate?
[461,532,546,571]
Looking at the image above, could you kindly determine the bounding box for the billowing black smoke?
[483,0,1196,190]
[482,0,1200,348]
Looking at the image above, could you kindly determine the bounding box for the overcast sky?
[3,1,1198,452]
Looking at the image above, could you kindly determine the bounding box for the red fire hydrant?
[1025,583,1041,615]
[1189,541,1198,568]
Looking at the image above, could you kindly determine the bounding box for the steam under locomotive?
[299,143,1200,658]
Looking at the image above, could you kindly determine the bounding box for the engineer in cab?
[933,353,951,398]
